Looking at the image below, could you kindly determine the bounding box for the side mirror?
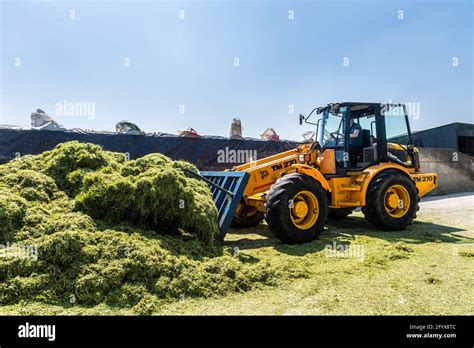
[299,114,304,125]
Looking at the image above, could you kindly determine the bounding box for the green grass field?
[1,195,473,315]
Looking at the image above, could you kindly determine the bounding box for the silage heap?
[0,141,306,314]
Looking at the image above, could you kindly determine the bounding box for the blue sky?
[1,0,472,141]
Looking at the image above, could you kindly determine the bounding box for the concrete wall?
[418,147,474,196]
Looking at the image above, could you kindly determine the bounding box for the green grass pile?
[0,141,306,314]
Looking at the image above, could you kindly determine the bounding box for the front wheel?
[362,170,418,230]
[265,173,328,244]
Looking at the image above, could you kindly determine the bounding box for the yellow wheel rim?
[290,190,319,229]
[384,184,411,218]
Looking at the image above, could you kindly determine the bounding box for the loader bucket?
[187,170,249,241]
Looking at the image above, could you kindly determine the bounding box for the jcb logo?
[259,170,269,180]
[414,176,434,183]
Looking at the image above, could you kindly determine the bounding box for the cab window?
[383,105,412,165]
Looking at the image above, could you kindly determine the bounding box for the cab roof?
[318,102,405,116]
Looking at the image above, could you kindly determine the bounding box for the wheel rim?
[384,184,411,218]
[290,190,319,229]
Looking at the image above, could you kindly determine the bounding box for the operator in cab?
[349,116,363,166]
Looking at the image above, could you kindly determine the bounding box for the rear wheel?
[265,173,328,244]
[231,204,264,228]
[362,170,418,230]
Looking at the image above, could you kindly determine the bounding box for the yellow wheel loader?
[196,102,438,244]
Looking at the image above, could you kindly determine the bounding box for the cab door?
[378,104,416,168]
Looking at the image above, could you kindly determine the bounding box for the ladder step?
[339,185,361,191]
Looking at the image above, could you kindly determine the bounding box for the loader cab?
[315,102,417,175]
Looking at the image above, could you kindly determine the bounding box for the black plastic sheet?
[0,128,298,170]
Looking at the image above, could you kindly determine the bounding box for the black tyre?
[328,208,354,219]
[265,173,328,244]
[362,170,419,230]
[231,205,264,228]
